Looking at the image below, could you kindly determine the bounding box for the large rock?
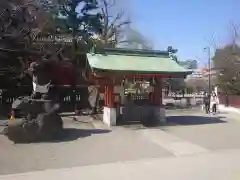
[5,113,63,143]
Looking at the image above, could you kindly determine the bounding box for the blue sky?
[128,0,240,67]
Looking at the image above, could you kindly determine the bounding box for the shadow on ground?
[217,111,229,115]
[38,128,111,144]
[166,115,226,126]
[164,101,202,110]
[52,128,111,142]
[120,115,227,130]
[2,128,111,144]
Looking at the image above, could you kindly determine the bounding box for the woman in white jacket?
[210,93,219,114]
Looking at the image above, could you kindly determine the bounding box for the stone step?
[92,120,110,130]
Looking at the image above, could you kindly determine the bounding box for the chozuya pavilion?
[86,48,192,127]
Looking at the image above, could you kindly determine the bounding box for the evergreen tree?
[57,0,102,43]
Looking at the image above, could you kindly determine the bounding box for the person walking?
[203,92,210,114]
[211,93,218,115]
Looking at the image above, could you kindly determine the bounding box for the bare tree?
[92,0,130,47]
[228,22,240,47]
[0,0,63,72]
[120,27,153,49]
[205,32,220,53]
[89,0,131,113]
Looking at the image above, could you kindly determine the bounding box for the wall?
[219,94,240,108]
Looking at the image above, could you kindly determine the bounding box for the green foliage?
[179,60,198,69]
[185,78,208,92]
[213,44,240,94]
[37,0,57,13]
[0,1,41,87]
[165,47,187,92]
[185,86,194,94]
[57,0,103,41]
[167,78,186,92]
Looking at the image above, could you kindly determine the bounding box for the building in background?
[201,68,219,84]
[185,68,218,80]
[185,69,203,79]
[179,59,201,80]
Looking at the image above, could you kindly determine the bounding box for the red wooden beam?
[123,74,183,78]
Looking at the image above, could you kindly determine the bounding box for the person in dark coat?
[203,92,210,114]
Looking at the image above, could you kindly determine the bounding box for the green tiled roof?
[87,49,192,74]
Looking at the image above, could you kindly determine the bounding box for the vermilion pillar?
[152,78,163,106]
[104,84,114,108]
[103,83,116,126]
[151,78,166,124]
[149,78,163,106]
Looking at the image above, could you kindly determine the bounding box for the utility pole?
[204,47,211,94]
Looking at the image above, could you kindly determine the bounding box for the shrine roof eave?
[86,53,192,76]
[92,68,192,76]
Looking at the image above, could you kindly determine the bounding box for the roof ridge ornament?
[169,55,174,60]
[95,48,170,57]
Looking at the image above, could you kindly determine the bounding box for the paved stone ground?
[1,108,240,178]
[0,117,171,175]
[161,109,240,151]
[1,148,240,180]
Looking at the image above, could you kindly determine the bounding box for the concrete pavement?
[139,128,209,156]
[219,104,240,114]
[0,120,171,175]
[1,148,240,180]
[1,109,240,179]
[163,110,240,151]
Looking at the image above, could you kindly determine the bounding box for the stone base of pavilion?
[102,105,166,127]
[103,107,117,127]
[152,106,166,124]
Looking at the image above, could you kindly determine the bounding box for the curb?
[62,115,94,123]
[91,120,111,131]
